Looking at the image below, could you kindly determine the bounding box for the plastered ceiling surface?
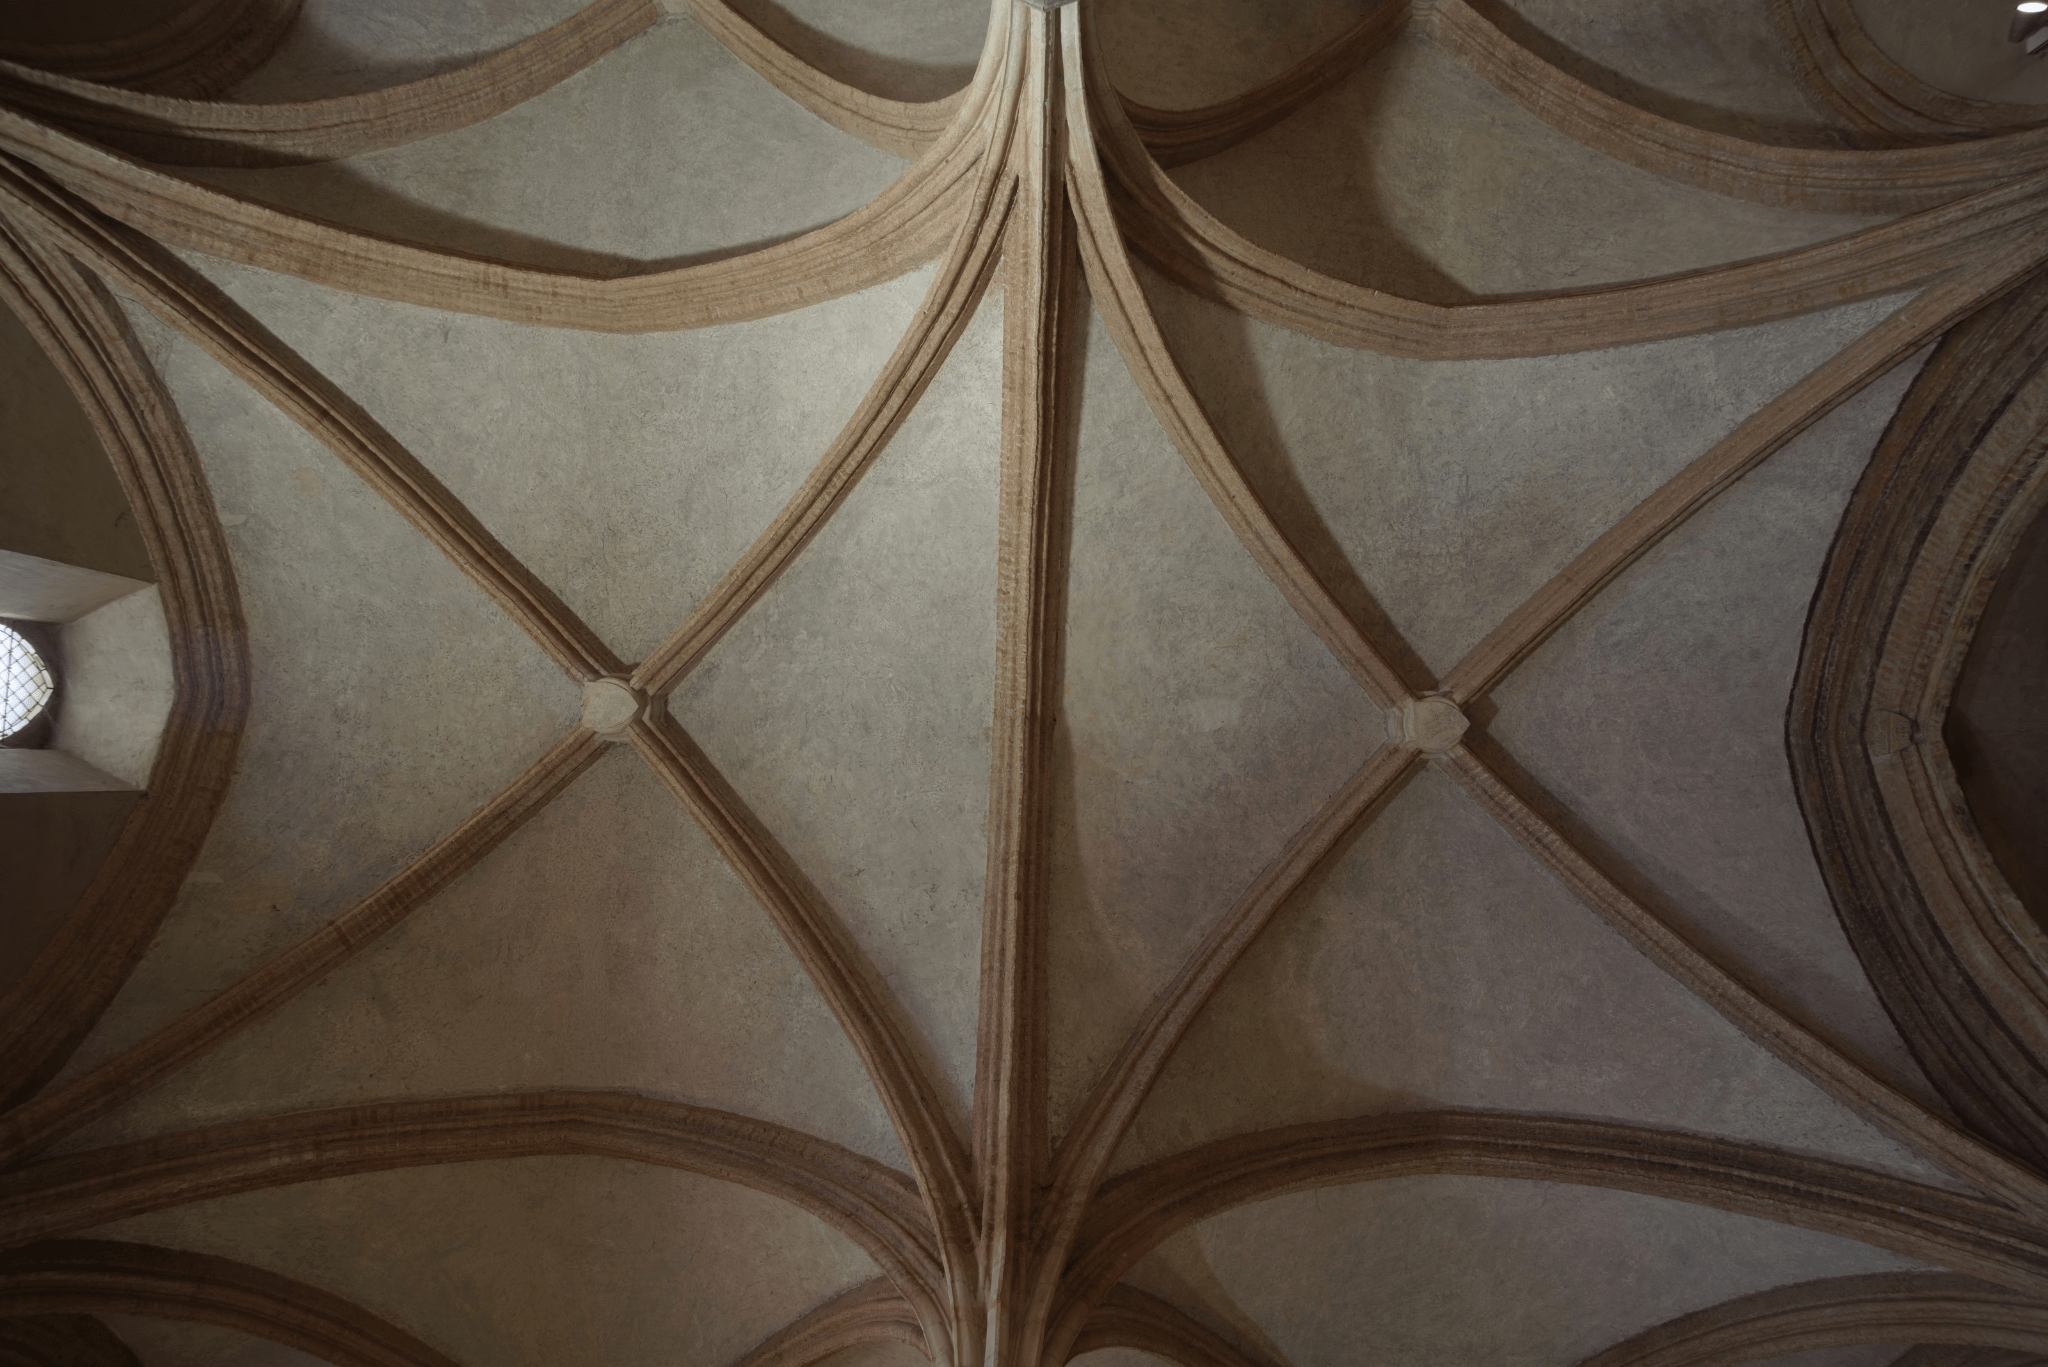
[2,0,2047,1366]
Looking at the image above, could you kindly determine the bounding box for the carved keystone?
[581,677,651,739]
[1387,695,1469,754]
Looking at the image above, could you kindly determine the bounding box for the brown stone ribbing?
[1428,0,2048,215]
[0,0,300,99]
[1775,0,2048,142]
[0,0,657,167]
[1791,270,2048,1170]
[0,731,605,1171]
[727,1278,925,1367]
[0,1096,945,1323]
[1049,1112,2048,1363]
[0,1239,459,1367]
[0,224,248,1114]
[1074,1286,1287,1367]
[0,91,982,333]
[627,714,973,1353]
[0,163,626,682]
[1577,1272,2048,1366]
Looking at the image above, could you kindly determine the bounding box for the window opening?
[1,623,54,740]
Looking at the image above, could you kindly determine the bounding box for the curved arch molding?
[1792,269,2048,1168]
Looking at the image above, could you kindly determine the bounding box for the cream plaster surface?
[98,1317,329,1367]
[673,281,1003,1130]
[198,16,910,273]
[1168,36,1882,305]
[93,1160,881,1367]
[1095,0,1375,110]
[1121,1180,1924,1367]
[62,746,907,1168]
[51,302,583,1079]
[178,253,934,665]
[1488,354,1934,1099]
[716,0,986,102]
[55,583,173,789]
[1047,299,1383,1142]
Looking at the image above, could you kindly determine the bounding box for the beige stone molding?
[729,1279,925,1367]
[0,1239,461,1366]
[0,225,248,1116]
[0,0,657,168]
[1776,0,2048,141]
[1050,1112,2048,1362]
[1895,1348,2048,1367]
[1576,1272,2048,1366]
[0,0,299,99]
[1792,271,2048,1169]
[7,0,2048,1362]
[0,1095,945,1327]
[1427,0,2048,215]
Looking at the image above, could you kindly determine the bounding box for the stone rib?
[0,730,604,1170]
[0,1240,458,1367]
[0,225,248,1115]
[727,1278,925,1367]
[0,163,626,682]
[1576,1272,2048,1367]
[0,0,657,167]
[1049,1112,2048,1363]
[1441,231,2048,704]
[1074,1285,1287,1367]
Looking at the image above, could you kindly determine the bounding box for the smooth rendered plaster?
[673,278,1004,1132]
[1488,352,1935,1103]
[52,301,583,1081]
[1047,297,1385,1143]
[1123,1179,1925,1367]
[0,786,137,996]
[1121,763,1952,1187]
[65,745,908,1172]
[1145,262,1907,683]
[196,16,910,274]
[92,1160,881,1367]
[179,253,934,666]
[56,582,174,789]
[1168,35,1882,305]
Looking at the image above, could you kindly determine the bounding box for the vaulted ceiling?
[2,1,2048,1366]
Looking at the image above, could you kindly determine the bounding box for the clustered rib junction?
[3,1,2048,1365]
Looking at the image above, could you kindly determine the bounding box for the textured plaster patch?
[55,583,173,788]
[1048,299,1383,1143]
[93,1161,881,1367]
[52,303,582,1080]
[63,748,907,1170]
[197,17,909,271]
[1124,1179,1925,1367]
[1168,37,1882,303]
[673,280,1004,1130]
[179,254,934,665]
[1123,765,1951,1186]
[1149,264,1905,680]
[1490,352,1935,1105]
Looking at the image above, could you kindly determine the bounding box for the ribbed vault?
[2,1,2048,1365]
